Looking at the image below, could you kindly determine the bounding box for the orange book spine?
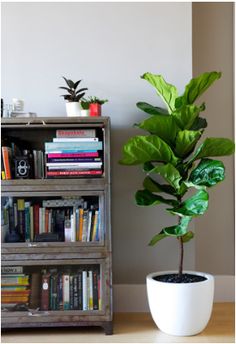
[2,147,11,179]
[79,208,84,241]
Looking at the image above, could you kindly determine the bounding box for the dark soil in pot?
[154,273,207,283]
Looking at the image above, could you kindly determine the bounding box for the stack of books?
[1,266,30,310]
[45,129,103,178]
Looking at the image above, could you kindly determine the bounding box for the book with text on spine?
[56,129,96,138]
[47,152,99,158]
[53,137,98,142]
[46,170,103,177]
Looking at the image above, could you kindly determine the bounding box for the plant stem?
[178,235,184,277]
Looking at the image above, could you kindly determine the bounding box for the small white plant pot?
[80,109,90,117]
[146,270,214,336]
[65,102,82,117]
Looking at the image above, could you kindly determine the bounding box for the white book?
[82,271,88,310]
[70,212,76,242]
[88,270,93,310]
[53,137,98,142]
[63,274,70,310]
[46,162,102,168]
[64,219,72,242]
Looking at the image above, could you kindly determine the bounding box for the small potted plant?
[80,98,90,117]
[59,77,88,117]
[119,71,234,336]
[88,96,108,117]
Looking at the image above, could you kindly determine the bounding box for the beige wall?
[192,3,234,274]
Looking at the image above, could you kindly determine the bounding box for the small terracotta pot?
[89,103,101,117]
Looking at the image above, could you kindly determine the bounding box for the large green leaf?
[191,137,235,163]
[143,176,175,195]
[119,135,179,166]
[141,73,178,113]
[175,71,221,107]
[137,115,180,145]
[172,104,202,130]
[149,163,182,191]
[135,189,178,207]
[175,130,202,158]
[168,190,209,216]
[149,230,168,246]
[163,216,192,237]
[136,102,168,115]
[190,116,208,130]
[189,158,225,187]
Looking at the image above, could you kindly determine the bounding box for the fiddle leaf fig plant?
[119,71,234,278]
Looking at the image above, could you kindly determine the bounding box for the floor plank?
[1,303,234,343]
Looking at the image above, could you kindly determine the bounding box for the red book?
[47,152,99,158]
[2,146,12,179]
[41,272,50,311]
[33,204,40,237]
[56,129,96,138]
[46,170,103,177]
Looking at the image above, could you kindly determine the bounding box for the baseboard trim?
[113,275,235,312]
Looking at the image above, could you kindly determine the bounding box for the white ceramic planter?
[80,109,90,117]
[65,102,82,117]
[146,270,214,336]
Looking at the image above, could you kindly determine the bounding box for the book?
[92,269,99,310]
[53,137,98,142]
[41,272,50,311]
[45,141,102,152]
[29,272,41,309]
[46,170,103,177]
[17,199,25,241]
[46,162,102,169]
[2,146,12,180]
[47,157,101,163]
[33,204,40,238]
[1,266,23,274]
[47,152,99,158]
[63,274,70,310]
[56,129,96,138]
[24,202,31,241]
[1,275,29,286]
[82,270,88,310]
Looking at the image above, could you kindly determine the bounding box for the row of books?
[45,129,103,178]
[1,265,101,312]
[40,267,101,311]
[2,197,102,243]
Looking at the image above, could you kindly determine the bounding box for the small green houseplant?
[59,77,88,116]
[119,71,234,336]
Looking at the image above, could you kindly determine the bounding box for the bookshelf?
[1,117,112,334]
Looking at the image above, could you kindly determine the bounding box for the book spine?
[17,199,25,241]
[93,269,99,310]
[30,206,34,241]
[82,270,88,311]
[53,137,98,142]
[46,162,102,168]
[46,170,102,176]
[1,266,23,274]
[2,147,12,179]
[45,141,102,151]
[69,275,73,310]
[41,273,50,311]
[56,129,96,138]
[78,271,83,310]
[63,274,70,310]
[47,157,101,163]
[24,202,31,241]
[88,270,93,310]
[73,275,79,310]
[47,152,99,158]
[33,204,40,238]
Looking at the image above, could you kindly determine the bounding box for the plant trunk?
[178,235,184,277]
[178,214,183,277]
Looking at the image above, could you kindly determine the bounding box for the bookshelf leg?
[103,321,113,335]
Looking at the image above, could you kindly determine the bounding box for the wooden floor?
[1,303,234,343]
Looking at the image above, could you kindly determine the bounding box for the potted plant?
[80,98,90,117]
[88,96,108,117]
[119,71,234,336]
[59,77,88,117]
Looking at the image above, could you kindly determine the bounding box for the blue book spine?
[45,141,103,152]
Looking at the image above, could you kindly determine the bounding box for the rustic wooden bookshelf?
[1,117,113,334]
